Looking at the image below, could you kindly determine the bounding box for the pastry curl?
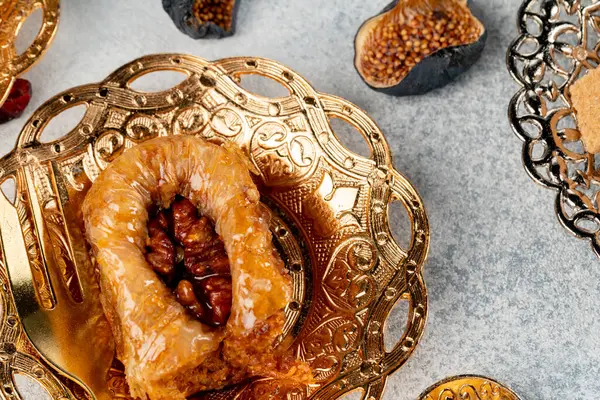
[83,135,311,399]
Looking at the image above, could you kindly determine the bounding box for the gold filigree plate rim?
[0,0,60,105]
[417,375,522,400]
[0,53,429,400]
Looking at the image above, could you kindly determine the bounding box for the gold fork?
[0,169,114,400]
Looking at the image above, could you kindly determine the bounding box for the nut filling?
[146,196,232,327]
[83,136,313,399]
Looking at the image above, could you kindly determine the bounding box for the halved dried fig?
[163,0,239,39]
[354,0,486,96]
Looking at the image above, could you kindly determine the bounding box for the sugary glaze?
[82,135,311,399]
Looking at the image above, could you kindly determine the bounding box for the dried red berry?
[0,79,32,124]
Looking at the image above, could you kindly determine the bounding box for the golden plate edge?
[418,375,522,400]
[0,0,60,106]
[0,53,430,400]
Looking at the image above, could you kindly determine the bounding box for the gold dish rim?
[0,0,60,106]
[417,374,522,400]
[0,53,430,399]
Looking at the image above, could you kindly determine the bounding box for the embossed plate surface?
[417,375,521,400]
[508,0,600,257]
[0,54,429,399]
[0,0,60,106]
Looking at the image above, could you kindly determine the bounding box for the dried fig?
[162,0,240,39]
[354,0,486,96]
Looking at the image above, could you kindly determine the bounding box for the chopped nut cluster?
[359,4,481,87]
[192,0,235,32]
[146,197,232,327]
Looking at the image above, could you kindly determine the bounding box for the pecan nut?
[146,211,175,278]
[199,276,232,327]
[172,198,230,276]
[146,197,233,327]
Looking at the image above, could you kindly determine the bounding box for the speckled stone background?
[2,0,599,399]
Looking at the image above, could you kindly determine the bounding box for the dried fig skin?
[354,0,487,96]
[162,0,240,39]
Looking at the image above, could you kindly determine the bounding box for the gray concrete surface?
[2,0,598,399]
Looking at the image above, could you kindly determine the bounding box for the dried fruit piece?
[354,0,486,96]
[162,0,240,39]
[0,79,32,123]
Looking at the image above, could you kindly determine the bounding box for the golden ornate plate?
[418,375,521,400]
[0,54,429,399]
[0,0,60,105]
[508,0,600,257]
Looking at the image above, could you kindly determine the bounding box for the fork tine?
[0,179,41,322]
[0,175,100,399]
[48,160,92,299]
[0,178,77,398]
[23,165,72,307]
[20,166,114,399]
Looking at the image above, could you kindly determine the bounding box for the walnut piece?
[146,197,232,327]
[146,211,175,279]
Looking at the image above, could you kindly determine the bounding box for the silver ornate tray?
[508,0,600,256]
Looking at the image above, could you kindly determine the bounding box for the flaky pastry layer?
[83,136,311,399]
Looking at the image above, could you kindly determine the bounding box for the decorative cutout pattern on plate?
[508,0,600,256]
[0,54,429,399]
[0,0,60,106]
